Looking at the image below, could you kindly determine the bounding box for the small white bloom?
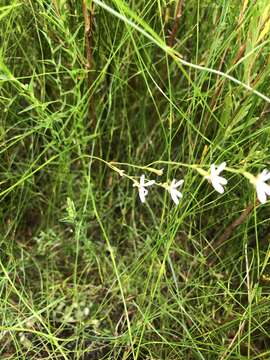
[167,179,184,205]
[133,174,155,203]
[83,307,90,317]
[254,169,270,204]
[205,162,227,194]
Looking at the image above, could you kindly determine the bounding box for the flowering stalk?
[87,156,270,206]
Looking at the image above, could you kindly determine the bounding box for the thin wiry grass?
[1,0,270,359]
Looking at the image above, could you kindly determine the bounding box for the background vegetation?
[1,0,270,358]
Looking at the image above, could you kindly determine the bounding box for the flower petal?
[216,162,226,174]
[261,182,270,196]
[212,180,224,194]
[139,187,148,203]
[260,169,270,181]
[170,190,181,205]
[256,185,267,204]
[139,174,145,186]
[144,180,155,187]
[210,164,217,176]
[217,176,227,185]
[174,179,184,188]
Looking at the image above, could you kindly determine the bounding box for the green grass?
[1,0,270,359]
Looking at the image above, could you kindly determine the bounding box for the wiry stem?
[205,200,258,260]
[93,0,270,104]
[168,0,184,47]
[82,0,95,125]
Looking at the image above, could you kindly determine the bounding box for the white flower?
[255,169,270,204]
[167,179,184,205]
[133,174,155,203]
[205,162,227,194]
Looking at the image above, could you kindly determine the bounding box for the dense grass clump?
[1,1,270,359]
